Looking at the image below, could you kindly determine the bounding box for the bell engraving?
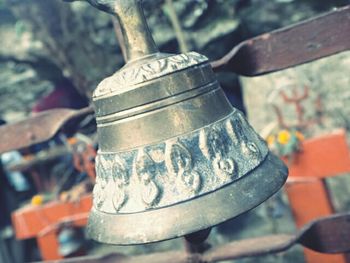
[111,155,129,212]
[166,141,202,195]
[134,150,161,208]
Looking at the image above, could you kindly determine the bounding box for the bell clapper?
[184,228,212,257]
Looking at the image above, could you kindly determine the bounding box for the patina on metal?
[212,5,350,75]
[0,106,94,154]
[79,0,288,245]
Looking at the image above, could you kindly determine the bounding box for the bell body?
[88,51,288,244]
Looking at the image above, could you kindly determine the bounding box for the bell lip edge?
[86,153,288,245]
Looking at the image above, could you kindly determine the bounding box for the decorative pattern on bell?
[85,0,288,245]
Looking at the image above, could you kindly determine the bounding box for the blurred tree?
[2,0,122,98]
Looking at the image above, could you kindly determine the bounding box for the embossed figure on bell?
[84,0,289,245]
[166,140,202,195]
[92,155,108,210]
[134,150,161,208]
[200,128,236,182]
[111,155,129,212]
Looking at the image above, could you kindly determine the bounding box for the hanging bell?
[87,0,288,245]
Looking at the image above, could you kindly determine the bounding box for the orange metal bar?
[37,231,63,260]
[11,194,92,260]
[286,129,350,179]
[285,180,346,263]
[12,195,92,240]
[284,129,350,263]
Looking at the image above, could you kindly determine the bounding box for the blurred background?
[0,0,350,262]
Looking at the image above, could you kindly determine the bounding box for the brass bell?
[87,0,288,245]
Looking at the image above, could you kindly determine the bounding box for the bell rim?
[87,152,288,245]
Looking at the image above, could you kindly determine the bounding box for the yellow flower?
[60,191,69,202]
[277,130,291,145]
[295,131,305,141]
[67,137,78,145]
[31,195,44,206]
[266,135,275,147]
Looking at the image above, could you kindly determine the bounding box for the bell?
[87,0,288,245]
